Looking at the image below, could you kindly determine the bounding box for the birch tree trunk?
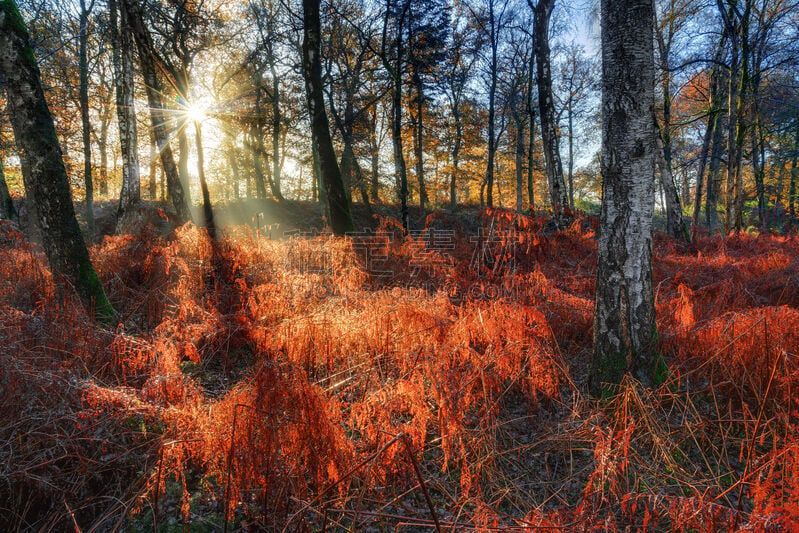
[591,0,659,393]
[0,155,17,221]
[484,0,498,207]
[0,0,113,319]
[109,0,140,214]
[79,0,94,234]
[527,47,537,209]
[98,110,109,196]
[533,0,569,221]
[655,121,688,240]
[369,107,381,203]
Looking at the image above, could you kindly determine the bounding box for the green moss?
[78,257,116,323]
[653,352,670,386]
[0,0,38,67]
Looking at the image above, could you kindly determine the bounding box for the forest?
[1,0,799,529]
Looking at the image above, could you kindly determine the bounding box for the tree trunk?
[109,0,140,213]
[692,55,722,230]
[751,122,765,229]
[723,15,739,231]
[720,0,751,233]
[567,99,574,209]
[226,138,241,201]
[789,125,799,221]
[148,130,157,200]
[270,66,284,201]
[341,138,370,208]
[122,0,190,223]
[485,0,497,208]
[534,0,569,220]
[79,0,94,235]
[383,0,410,230]
[514,110,524,212]
[450,103,462,209]
[177,127,191,200]
[249,103,269,199]
[750,52,766,230]
[527,48,536,210]
[655,120,688,240]
[591,0,658,393]
[413,74,428,209]
[194,120,215,238]
[302,0,354,235]
[0,156,17,220]
[369,110,380,203]
[774,160,784,209]
[732,5,750,231]
[98,115,109,196]
[0,0,113,319]
[705,118,725,231]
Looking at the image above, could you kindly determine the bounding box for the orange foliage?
[1,213,799,531]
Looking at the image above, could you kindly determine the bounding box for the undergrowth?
[0,207,797,531]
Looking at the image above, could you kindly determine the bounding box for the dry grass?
[0,208,797,531]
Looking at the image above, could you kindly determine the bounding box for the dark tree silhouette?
[302,0,354,235]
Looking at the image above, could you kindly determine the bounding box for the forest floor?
[1,201,798,531]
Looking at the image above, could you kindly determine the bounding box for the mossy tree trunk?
[0,0,114,320]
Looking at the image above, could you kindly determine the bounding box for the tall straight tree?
[0,0,113,319]
[558,43,589,209]
[121,0,191,224]
[591,0,659,392]
[718,0,752,232]
[526,45,537,208]
[108,0,140,216]
[654,0,690,240]
[441,4,478,209]
[531,0,569,220]
[691,32,726,232]
[482,0,506,207]
[381,0,411,230]
[78,0,95,234]
[302,0,354,235]
[407,0,449,210]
